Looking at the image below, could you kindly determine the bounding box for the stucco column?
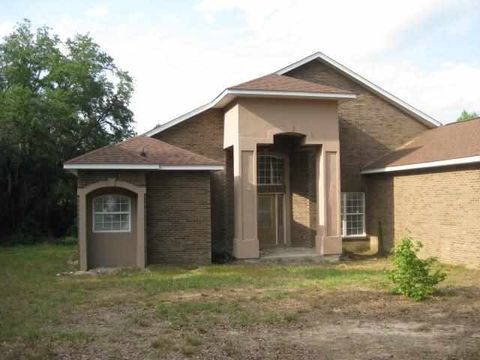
[232,143,260,258]
[136,190,146,268]
[315,145,342,255]
[77,191,88,271]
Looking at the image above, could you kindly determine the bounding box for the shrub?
[386,237,446,301]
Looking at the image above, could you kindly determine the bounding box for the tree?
[0,20,135,243]
[457,110,478,122]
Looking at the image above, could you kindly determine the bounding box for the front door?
[258,194,284,249]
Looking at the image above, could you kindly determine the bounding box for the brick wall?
[153,108,225,162]
[286,60,430,192]
[153,109,230,255]
[146,171,212,265]
[78,170,146,188]
[290,149,316,247]
[366,165,480,268]
[366,173,394,253]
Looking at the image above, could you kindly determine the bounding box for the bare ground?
[1,250,480,360]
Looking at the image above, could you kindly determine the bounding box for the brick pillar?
[232,144,259,258]
[315,145,342,255]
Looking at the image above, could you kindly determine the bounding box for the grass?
[0,245,384,340]
[1,244,478,359]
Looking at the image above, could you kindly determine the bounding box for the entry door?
[258,194,285,249]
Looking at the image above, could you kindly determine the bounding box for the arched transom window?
[257,154,284,185]
[93,195,131,233]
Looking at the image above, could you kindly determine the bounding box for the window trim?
[341,192,366,238]
[92,195,131,233]
[257,153,285,186]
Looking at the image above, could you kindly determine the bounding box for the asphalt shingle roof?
[229,74,352,95]
[65,136,221,166]
[364,117,480,170]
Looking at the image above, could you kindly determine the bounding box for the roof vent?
[140,146,147,157]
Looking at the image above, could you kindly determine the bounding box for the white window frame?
[257,154,284,186]
[92,195,131,233]
[341,192,366,238]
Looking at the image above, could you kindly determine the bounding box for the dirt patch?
[2,253,480,359]
[17,287,474,360]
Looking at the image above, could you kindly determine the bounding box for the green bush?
[386,237,446,301]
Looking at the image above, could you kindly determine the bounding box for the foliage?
[457,110,478,122]
[0,20,135,242]
[386,237,446,300]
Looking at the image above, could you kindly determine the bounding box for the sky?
[1,0,479,133]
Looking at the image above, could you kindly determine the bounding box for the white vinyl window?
[341,192,365,237]
[93,195,131,233]
[257,154,284,185]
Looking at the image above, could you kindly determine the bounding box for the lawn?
[1,245,479,359]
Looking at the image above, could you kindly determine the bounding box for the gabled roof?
[144,71,355,137]
[64,136,223,171]
[362,117,480,174]
[229,73,352,94]
[145,52,440,137]
[275,52,441,128]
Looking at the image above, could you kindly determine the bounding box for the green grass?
[0,243,473,355]
[0,244,387,341]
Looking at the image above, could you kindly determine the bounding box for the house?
[64,52,480,270]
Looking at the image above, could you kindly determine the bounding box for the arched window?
[257,154,284,185]
[93,195,131,233]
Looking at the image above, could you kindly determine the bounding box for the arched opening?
[86,187,138,268]
[257,133,318,251]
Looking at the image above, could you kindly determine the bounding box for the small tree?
[386,237,446,301]
[457,110,478,122]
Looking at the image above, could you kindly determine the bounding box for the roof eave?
[361,155,480,174]
[63,163,224,171]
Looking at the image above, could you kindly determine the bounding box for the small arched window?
[257,154,284,185]
[93,195,131,233]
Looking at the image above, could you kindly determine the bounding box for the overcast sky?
[1,0,480,132]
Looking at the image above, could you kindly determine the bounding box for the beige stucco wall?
[225,98,339,148]
[367,165,480,269]
[76,171,146,270]
[225,97,342,258]
[86,187,138,268]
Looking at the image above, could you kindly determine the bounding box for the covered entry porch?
[224,96,346,259]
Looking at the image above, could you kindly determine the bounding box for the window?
[257,154,284,185]
[93,195,131,233]
[341,192,365,237]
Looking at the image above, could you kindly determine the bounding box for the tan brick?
[286,60,430,192]
[367,165,480,269]
[146,171,212,265]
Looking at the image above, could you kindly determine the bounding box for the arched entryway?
[256,133,318,251]
[86,188,137,268]
[77,179,146,270]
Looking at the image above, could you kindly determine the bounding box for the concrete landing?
[239,247,340,264]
